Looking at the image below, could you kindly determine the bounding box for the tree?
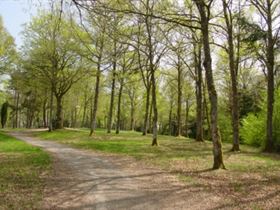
[115,45,136,134]
[194,0,225,169]
[0,16,16,75]
[249,0,280,152]
[106,13,124,134]
[22,10,87,130]
[124,74,141,131]
[165,33,187,137]
[81,12,109,136]
[193,35,204,141]
[1,102,8,128]
[221,0,242,151]
[136,24,152,136]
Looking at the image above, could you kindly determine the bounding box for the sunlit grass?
[0,132,51,209]
[34,128,280,173]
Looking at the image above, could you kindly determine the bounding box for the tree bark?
[142,84,150,135]
[222,0,240,151]
[177,56,182,136]
[194,40,204,141]
[264,0,275,152]
[49,84,54,132]
[116,79,124,134]
[90,64,101,136]
[130,95,135,131]
[151,69,158,146]
[148,96,153,133]
[185,99,189,137]
[194,0,225,169]
[82,90,88,127]
[203,73,211,139]
[55,95,63,129]
[107,70,116,133]
[107,42,117,133]
[169,100,173,136]
[15,92,20,128]
[43,99,47,128]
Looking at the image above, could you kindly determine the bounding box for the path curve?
[9,131,214,210]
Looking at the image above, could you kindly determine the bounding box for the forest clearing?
[0,0,280,209]
[1,129,279,209]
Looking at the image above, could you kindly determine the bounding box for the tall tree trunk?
[185,99,189,137]
[148,96,153,133]
[177,58,182,136]
[143,84,150,135]
[222,0,240,151]
[1,102,8,128]
[82,90,88,127]
[203,77,211,139]
[130,97,135,131]
[107,70,116,133]
[144,0,158,145]
[116,79,124,134]
[26,101,35,129]
[194,40,204,141]
[195,0,225,169]
[90,64,101,136]
[55,95,63,129]
[169,101,173,136]
[264,0,275,152]
[151,69,158,146]
[43,99,47,128]
[49,84,54,132]
[15,92,20,128]
[73,106,78,128]
[107,47,117,133]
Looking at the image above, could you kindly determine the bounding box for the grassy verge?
[0,132,51,209]
[34,129,280,172]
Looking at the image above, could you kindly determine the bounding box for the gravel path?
[9,131,217,210]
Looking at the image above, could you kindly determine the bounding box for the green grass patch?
[0,132,51,209]
[34,129,280,173]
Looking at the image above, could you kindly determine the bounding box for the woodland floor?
[6,129,280,210]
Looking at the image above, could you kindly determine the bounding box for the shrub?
[240,113,266,147]
[240,88,280,150]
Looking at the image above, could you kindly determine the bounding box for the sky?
[0,0,37,47]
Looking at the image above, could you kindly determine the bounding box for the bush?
[240,88,280,150]
[240,113,266,147]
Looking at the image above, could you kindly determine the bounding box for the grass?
[0,132,51,209]
[30,129,280,208]
[34,128,280,172]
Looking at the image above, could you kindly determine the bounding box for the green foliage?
[240,113,266,147]
[0,132,50,209]
[241,89,280,150]
[238,16,266,43]
[22,10,89,91]
[218,110,232,143]
[0,16,17,74]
